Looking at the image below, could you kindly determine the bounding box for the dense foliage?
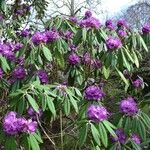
[0,1,150,150]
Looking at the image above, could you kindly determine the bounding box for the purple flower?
[120,97,138,116]
[69,16,78,24]
[15,57,25,65]
[23,119,37,133]
[80,17,101,29]
[0,44,15,60]
[21,29,30,37]
[84,85,105,101]
[56,84,67,97]
[3,111,18,135]
[117,19,127,28]
[105,19,114,30]
[0,68,3,78]
[91,59,102,69]
[45,30,59,43]
[142,24,150,34]
[14,42,23,51]
[85,10,92,18]
[13,66,26,79]
[111,128,126,144]
[63,31,74,39]
[131,134,141,144]
[87,105,108,122]
[37,69,49,84]
[82,52,91,65]
[15,9,24,15]
[133,78,143,88]
[28,107,43,120]
[118,30,127,38]
[69,44,77,51]
[68,53,80,65]
[106,37,122,49]
[16,117,27,132]
[32,32,47,45]
[3,112,38,135]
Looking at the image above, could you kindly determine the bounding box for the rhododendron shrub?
[0,6,150,150]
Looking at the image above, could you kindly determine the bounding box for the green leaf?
[138,34,148,52]
[132,50,139,68]
[29,134,40,150]
[42,45,52,61]
[91,124,101,146]
[68,95,78,113]
[124,117,131,133]
[5,137,17,150]
[103,121,117,138]
[115,67,129,86]
[102,66,110,79]
[82,28,87,42]
[27,94,39,112]
[123,47,134,63]
[46,96,56,117]
[140,112,150,128]
[64,98,70,116]
[79,123,89,146]
[138,120,146,141]
[99,123,108,147]
[131,141,142,150]
[0,54,10,72]
[33,133,43,143]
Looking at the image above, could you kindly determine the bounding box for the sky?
[98,0,137,19]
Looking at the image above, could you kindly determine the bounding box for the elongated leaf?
[68,95,78,113]
[82,28,86,42]
[0,54,10,72]
[42,45,52,61]
[79,123,89,146]
[29,134,40,150]
[103,121,117,138]
[132,50,139,68]
[138,120,146,141]
[27,94,39,112]
[115,67,129,86]
[99,123,108,147]
[91,124,101,146]
[46,97,56,117]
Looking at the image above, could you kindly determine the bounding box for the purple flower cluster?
[120,97,138,116]
[69,16,78,24]
[133,78,143,88]
[117,19,127,28]
[91,59,102,69]
[111,128,126,144]
[105,19,114,30]
[82,52,91,65]
[20,29,30,37]
[68,53,80,65]
[63,31,74,39]
[118,30,127,38]
[12,66,26,79]
[37,69,49,84]
[32,30,59,45]
[3,111,37,135]
[106,37,122,50]
[80,12,101,29]
[84,85,105,101]
[142,24,150,34]
[131,133,141,144]
[87,105,108,122]
[0,43,15,60]
[56,84,67,97]
[85,10,92,18]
